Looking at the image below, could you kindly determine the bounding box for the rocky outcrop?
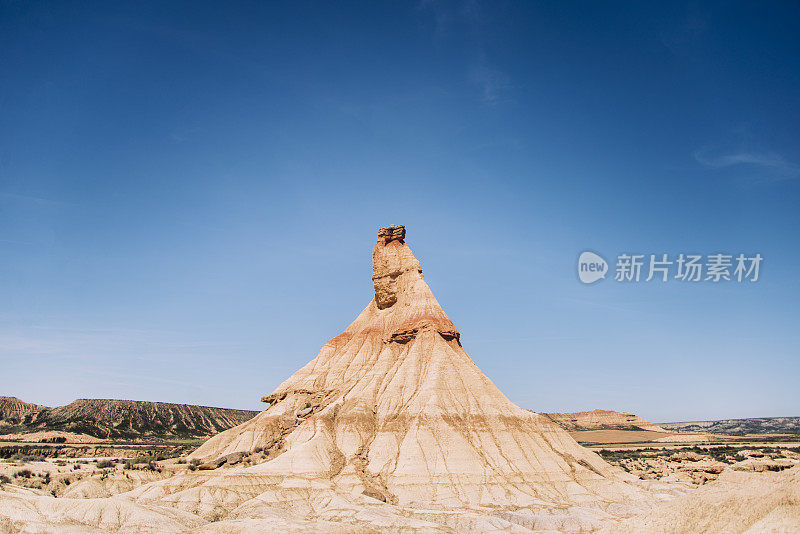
[732,458,796,472]
[377,224,406,243]
[372,225,423,309]
[606,466,800,533]
[545,409,667,432]
[198,452,245,470]
[187,225,646,513]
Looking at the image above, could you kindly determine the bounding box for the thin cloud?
[661,7,708,55]
[469,62,512,104]
[85,369,206,390]
[418,1,511,105]
[0,325,234,360]
[694,150,800,181]
[0,336,66,355]
[0,192,68,206]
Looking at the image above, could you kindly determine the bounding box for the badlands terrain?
[1,226,798,533]
[0,397,258,439]
[661,416,800,435]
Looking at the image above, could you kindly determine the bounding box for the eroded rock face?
[189,225,638,511]
[0,397,45,429]
[372,225,421,309]
[12,399,258,439]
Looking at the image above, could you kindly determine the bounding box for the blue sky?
[1,1,798,422]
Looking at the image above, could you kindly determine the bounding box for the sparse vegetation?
[126,454,158,465]
[597,448,672,463]
[596,443,799,484]
[14,469,33,479]
[122,456,162,472]
[10,452,45,462]
[39,436,67,443]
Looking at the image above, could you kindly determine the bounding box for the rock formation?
[172,226,648,526]
[0,397,258,439]
[661,416,800,434]
[0,226,662,532]
[545,409,667,432]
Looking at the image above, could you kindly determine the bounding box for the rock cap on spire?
[377,225,405,243]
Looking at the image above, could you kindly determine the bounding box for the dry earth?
[1,431,105,444]
[604,465,800,533]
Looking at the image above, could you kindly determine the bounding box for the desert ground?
[1,429,797,533]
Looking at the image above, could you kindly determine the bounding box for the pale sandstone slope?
[186,226,644,508]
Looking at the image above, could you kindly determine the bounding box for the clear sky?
[1,1,798,422]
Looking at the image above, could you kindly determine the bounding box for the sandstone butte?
[1,226,797,533]
[544,409,668,433]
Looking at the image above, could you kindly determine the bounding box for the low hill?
[661,416,800,435]
[0,397,47,429]
[0,397,259,439]
[543,409,667,432]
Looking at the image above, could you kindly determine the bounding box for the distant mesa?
[661,416,800,435]
[0,397,258,440]
[544,409,668,432]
